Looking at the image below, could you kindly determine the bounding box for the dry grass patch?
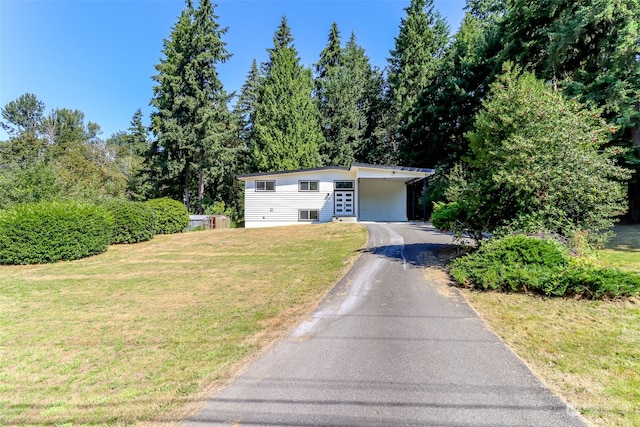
[463,291,640,427]
[0,223,367,426]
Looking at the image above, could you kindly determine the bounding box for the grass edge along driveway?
[0,223,367,426]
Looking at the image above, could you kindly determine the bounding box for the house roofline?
[237,163,434,180]
[351,163,435,174]
[237,166,349,180]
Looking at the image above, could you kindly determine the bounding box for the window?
[255,180,275,191]
[334,180,354,190]
[299,209,319,221]
[299,180,319,192]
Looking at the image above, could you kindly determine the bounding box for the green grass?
[461,224,640,427]
[0,223,367,425]
[598,224,640,273]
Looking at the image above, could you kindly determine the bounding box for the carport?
[353,164,433,222]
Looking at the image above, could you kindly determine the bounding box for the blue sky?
[0,0,466,141]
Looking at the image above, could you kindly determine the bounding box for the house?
[237,163,435,228]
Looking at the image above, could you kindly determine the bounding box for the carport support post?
[411,181,416,220]
[423,178,427,222]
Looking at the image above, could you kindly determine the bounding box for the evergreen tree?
[387,0,449,163]
[235,59,262,139]
[315,22,342,82]
[234,59,262,172]
[251,16,323,171]
[314,25,367,166]
[0,93,47,164]
[356,71,397,165]
[149,0,238,213]
[408,10,502,170]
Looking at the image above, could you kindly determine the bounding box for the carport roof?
[237,163,435,180]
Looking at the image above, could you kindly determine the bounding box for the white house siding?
[243,170,356,228]
[358,178,407,222]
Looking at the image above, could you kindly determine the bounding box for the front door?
[334,191,354,216]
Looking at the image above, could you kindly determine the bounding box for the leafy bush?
[204,200,236,219]
[101,199,156,244]
[430,202,463,233]
[449,235,640,299]
[0,201,114,264]
[0,161,61,210]
[145,197,189,234]
[446,65,631,246]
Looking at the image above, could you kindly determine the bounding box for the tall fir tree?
[234,59,262,173]
[408,10,502,170]
[314,27,383,167]
[387,0,450,164]
[315,22,342,82]
[148,0,239,213]
[314,24,354,166]
[251,16,324,172]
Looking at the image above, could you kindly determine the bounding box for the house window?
[255,180,275,192]
[334,180,354,190]
[299,209,319,221]
[299,180,319,192]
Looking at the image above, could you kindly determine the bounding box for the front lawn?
[0,223,367,425]
[598,224,640,273]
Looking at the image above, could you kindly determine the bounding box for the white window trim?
[298,180,319,192]
[255,180,275,192]
[299,209,319,221]
[334,180,355,190]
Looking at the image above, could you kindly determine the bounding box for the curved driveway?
[185,222,587,427]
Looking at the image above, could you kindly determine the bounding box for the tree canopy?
[443,65,631,244]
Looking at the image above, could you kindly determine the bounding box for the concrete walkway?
[184,223,587,427]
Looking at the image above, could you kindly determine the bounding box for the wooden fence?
[187,215,231,231]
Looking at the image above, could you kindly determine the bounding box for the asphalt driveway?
[184,222,587,427]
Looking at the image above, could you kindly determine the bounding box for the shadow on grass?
[604,224,640,253]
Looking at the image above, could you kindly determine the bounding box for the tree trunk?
[183,163,191,212]
[198,167,205,214]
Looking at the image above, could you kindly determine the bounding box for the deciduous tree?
[449,65,631,244]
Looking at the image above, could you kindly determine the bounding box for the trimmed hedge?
[102,199,157,244]
[0,201,114,265]
[145,197,189,234]
[449,235,640,299]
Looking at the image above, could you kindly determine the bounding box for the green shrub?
[0,201,114,265]
[450,235,568,293]
[560,265,640,299]
[430,202,463,232]
[101,199,156,244]
[449,235,640,299]
[145,197,189,234]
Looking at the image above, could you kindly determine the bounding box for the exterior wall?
[358,178,407,222]
[244,170,356,228]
